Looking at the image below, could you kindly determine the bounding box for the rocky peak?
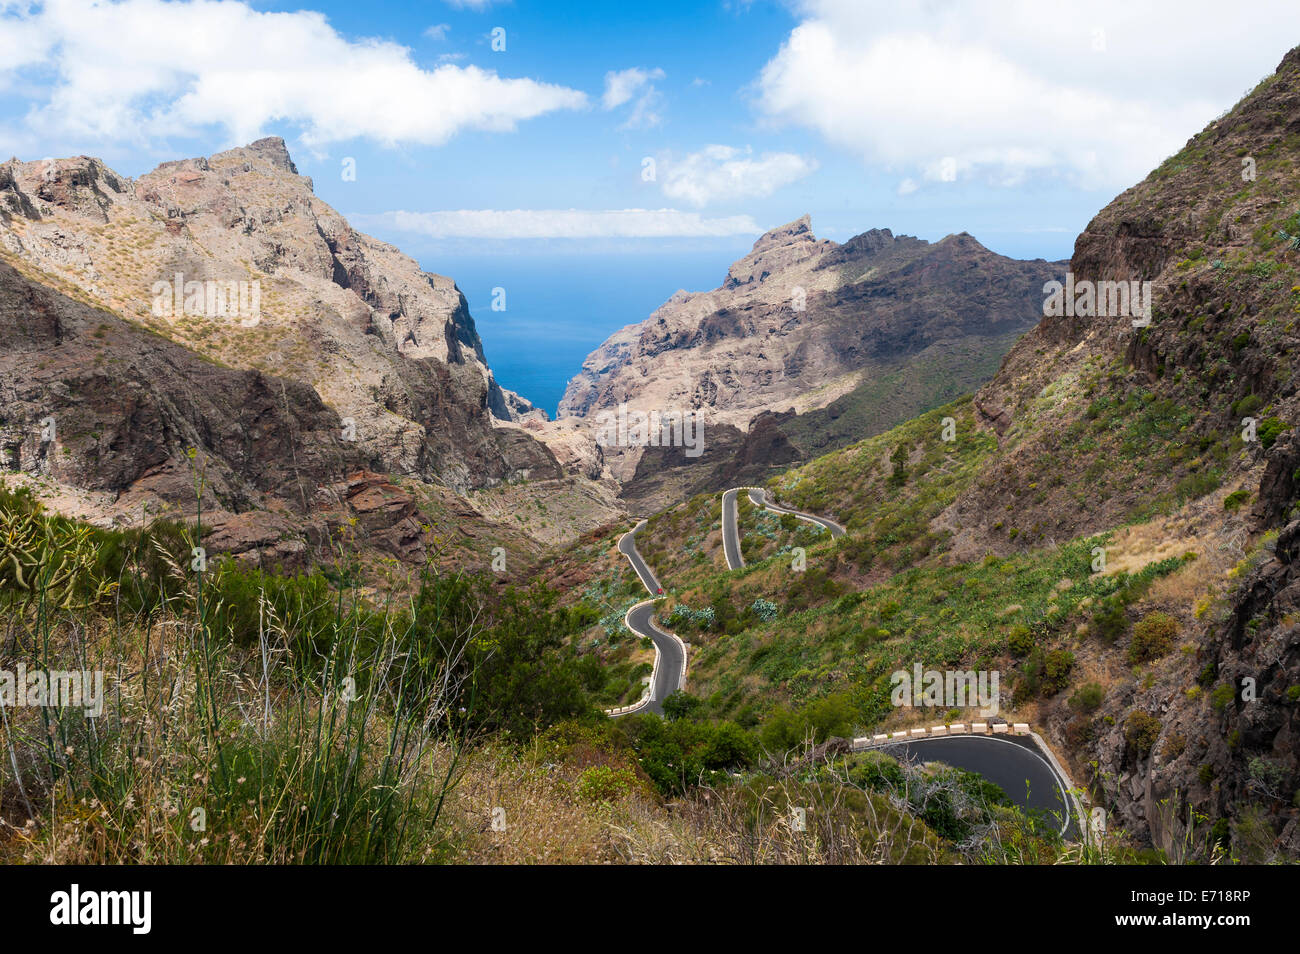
[242,136,300,174]
[0,139,562,499]
[725,214,832,289]
[750,214,815,254]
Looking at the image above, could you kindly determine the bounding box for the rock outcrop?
[0,138,561,499]
[559,215,1061,504]
[948,44,1300,858]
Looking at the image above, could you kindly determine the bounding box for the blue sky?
[5,1,1300,411]
[7,0,1300,262]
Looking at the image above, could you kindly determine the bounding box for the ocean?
[424,250,744,418]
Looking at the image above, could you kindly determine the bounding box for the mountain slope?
[560,215,1062,507]
[0,138,559,496]
[580,45,1300,860]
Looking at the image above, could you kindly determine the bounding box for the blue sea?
[426,250,746,418]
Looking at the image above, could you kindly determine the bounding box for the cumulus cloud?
[757,0,1300,191]
[0,0,585,150]
[662,145,818,207]
[423,23,451,41]
[602,67,666,129]
[361,208,760,239]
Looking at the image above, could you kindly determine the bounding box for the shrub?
[1258,416,1289,449]
[1124,711,1162,756]
[1042,649,1075,695]
[1211,682,1236,712]
[1232,394,1262,418]
[1090,601,1128,643]
[760,693,857,753]
[575,765,641,803]
[1007,625,1034,657]
[1128,611,1179,664]
[1223,489,1251,512]
[1069,682,1104,712]
[661,691,702,721]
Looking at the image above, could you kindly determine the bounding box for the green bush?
[1128,611,1179,664]
[575,765,641,803]
[760,692,857,753]
[1090,601,1129,643]
[1007,624,1034,657]
[1042,649,1075,695]
[1211,682,1236,712]
[1258,416,1289,449]
[1069,682,1105,712]
[1124,711,1162,756]
[1232,394,1263,418]
[1223,489,1251,512]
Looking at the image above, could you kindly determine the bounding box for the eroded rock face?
[0,257,364,512]
[959,44,1300,857]
[0,138,559,496]
[1080,520,1300,861]
[559,215,1060,493]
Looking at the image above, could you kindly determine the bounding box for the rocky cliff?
[560,215,1061,504]
[0,138,560,497]
[940,45,1300,859]
[0,139,634,565]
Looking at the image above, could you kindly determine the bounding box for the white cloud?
[361,208,761,239]
[601,67,665,129]
[757,0,1300,191]
[442,0,506,10]
[423,23,451,41]
[662,145,818,207]
[0,0,585,150]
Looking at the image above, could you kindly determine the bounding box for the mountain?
[632,45,1300,859]
[943,45,1300,856]
[559,215,1062,508]
[0,139,622,564]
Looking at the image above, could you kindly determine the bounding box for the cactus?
[0,507,117,610]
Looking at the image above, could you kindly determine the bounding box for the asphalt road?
[720,486,846,572]
[721,488,744,569]
[613,521,684,717]
[746,487,846,538]
[618,520,662,594]
[874,734,1074,837]
[623,600,684,716]
[613,494,1079,838]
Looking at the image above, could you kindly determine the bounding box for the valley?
[1,26,1298,874]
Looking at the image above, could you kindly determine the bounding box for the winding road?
[608,522,686,717]
[611,489,1081,838]
[723,486,846,569]
[865,734,1075,837]
[747,487,846,538]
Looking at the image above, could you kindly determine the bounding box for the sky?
[4,0,1300,411]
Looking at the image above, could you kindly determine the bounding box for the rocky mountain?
[559,215,1062,507]
[0,139,622,564]
[0,138,562,492]
[915,46,1300,857]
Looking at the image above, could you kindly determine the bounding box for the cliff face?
[938,46,1300,858]
[559,214,1061,502]
[0,138,560,499]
